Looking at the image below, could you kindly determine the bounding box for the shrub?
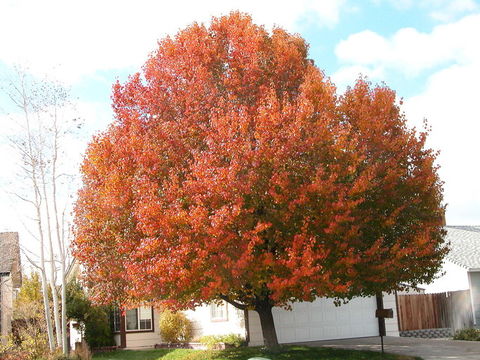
[0,338,30,360]
[70,342,92,360]
[84,307,115,348]
[1,330,47,360]
[199,333,245,349]
[220,333,245,347]
[66,280,114,349]
[453,328,480,341]
[40,350,72,360]
[159,309,193,343]
[198,335,219,349]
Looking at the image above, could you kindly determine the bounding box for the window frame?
[210,301,228,322]
[113,306,155,334]
[113,307,121,333]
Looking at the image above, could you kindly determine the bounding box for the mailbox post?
[375,293,394,355]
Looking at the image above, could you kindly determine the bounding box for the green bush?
[66,279,114,349]
[199,333,245,349]
[84,307,115,348]
[159,309,193,343]
[219,333,245,347]
[453,328,480,341]
[198,335,219,349]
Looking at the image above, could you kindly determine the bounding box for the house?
[423,225,480,325]
[108,294,401,349]
[67,257,401,349]
[106,294,400,349]
[0,232,22,339]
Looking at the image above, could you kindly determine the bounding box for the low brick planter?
[400,328,453,338]
[155,342,207,350]
[92,345,118,353]
[154,342,233,350]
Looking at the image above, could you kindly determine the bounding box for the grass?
[93,345,421,360]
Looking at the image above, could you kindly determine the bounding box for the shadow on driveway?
[292,336,480,360]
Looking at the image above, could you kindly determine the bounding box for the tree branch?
[218,294,248,310]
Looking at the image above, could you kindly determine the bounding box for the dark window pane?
[126,309,138,330]
[113,308,121,332]
[140,319,152,330]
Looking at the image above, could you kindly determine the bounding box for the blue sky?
[1,0,479,244]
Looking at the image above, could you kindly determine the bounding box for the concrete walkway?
[293,336,480,360]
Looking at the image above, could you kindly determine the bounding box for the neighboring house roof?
[0,232,22,287]
[66,258,81,282]
[444,226,480,270]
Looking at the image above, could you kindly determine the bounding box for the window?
[139,306,152,330]
[210,302,228,321]
[126,308,138,330]
[113,308,121,332]
[126,306,153,331]
[113,306,153,332]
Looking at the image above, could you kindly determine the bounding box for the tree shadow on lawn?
[92,346,420,360]
[93,348,188,360]
[207,346,420,360]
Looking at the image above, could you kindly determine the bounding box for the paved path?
[293,336,480,360]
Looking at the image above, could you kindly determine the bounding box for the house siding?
[0,274,13,339]
[116,304,245,349]
[423,260,469,294]
[114,308,162,349]
[383,292,399,336]
[184,303,245,340]
[468,272,480,325]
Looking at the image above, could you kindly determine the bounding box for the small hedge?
[453,328,480,341]
[199,334,245,349]
[159,309,193,343]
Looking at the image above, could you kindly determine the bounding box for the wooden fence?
[397,290,473,331]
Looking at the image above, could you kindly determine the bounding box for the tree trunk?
[255,300,280,351]
[39,132,62,348]
[52,113,69,355]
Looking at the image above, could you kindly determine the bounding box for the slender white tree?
[2,68,78,355]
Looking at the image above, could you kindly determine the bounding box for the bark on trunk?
[255,301,280,351]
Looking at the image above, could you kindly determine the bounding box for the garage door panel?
[295,328,309,340]
[309,326,324,339]
[324,309,336,323]
[270,296,379,343]
[294,311,309,324]
[310,311,324,322]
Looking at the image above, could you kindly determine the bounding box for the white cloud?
[0,0,346,83]
[334,13,480,80]
[429,0,478,22]
[403,62,480,225]
[333,12,480,224]
[330,64,385,93]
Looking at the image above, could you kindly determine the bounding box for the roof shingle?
[444,226,480,270]
[0,232,20,273]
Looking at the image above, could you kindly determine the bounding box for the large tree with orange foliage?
[73,13,446,349]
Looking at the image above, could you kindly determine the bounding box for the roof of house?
[0,232,21,273]
[445,226,480,270]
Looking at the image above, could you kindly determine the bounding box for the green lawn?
[93,346,421,360]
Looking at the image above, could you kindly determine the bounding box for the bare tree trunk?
[52,109,68,355]
[37,114,62,346]
[8,71,57,350]
[27,114,56,351]
[220,292,280,351]
[4,69,76,354]
[255,299,280,351]
[40,161,62,347]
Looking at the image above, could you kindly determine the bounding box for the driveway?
[293,336,480,360]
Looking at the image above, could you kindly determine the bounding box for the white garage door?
[248,296,379,344]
